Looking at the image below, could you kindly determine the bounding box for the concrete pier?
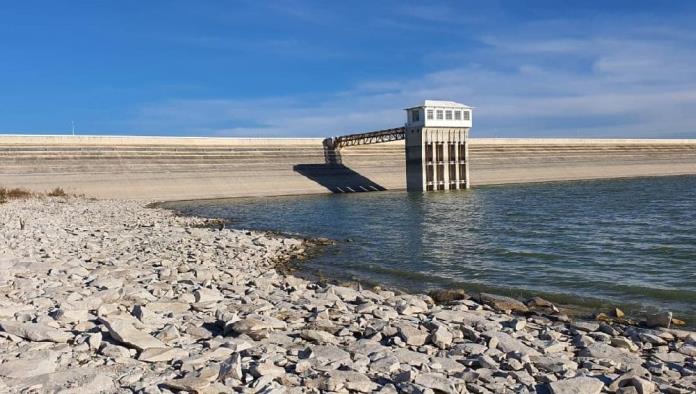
[406,128,470,191]
[2,135,696,200]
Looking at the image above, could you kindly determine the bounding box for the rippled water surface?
[166,176,696,324]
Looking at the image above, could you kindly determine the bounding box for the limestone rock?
[0,320,72,343]
[194,287,224,303]
[301,329,338,344]
[431,326,453,349]
[579,343,642,366]
[138,347,189,362]
[414,373,456,393]
[250,361,285,378]
[100,317,166,350]
[612,336,639,352]
[219,353,243,381]
[610,371,657,394]
[87,332,102,351]
[398,324,429,346]
[307,344,351,366]
[226,316,284,339]
[479,293,529,312]
[483,331,540,356]
[645,311,672,328]
[163,376,212,393]
[99,342,131,358]
[549,376,604,394]
[322,370,378,393]
[0,351,58,379]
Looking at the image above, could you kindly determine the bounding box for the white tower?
[404,100,472,191]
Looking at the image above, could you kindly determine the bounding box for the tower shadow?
[292,138,386,193]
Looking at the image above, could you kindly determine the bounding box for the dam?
[2,134,696,200]
[3,99,696,200]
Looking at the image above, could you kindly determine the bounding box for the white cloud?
[129,24,696,138]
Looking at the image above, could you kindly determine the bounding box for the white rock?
[483,331,540,357]
[398,324,429,346]
[431,326,453,349]
[100,317,166,350]
[0,321,72,343]
[414,373,456,393]
[301,329,338,344]
[194,287,224,303]
[549,376,604,394]
[138,347,189,362]
[611,337,639,352]
[0,351,58,379]
[219,353,244,381]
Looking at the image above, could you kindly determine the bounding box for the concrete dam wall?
[2,135,696,200]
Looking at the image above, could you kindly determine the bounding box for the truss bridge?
[325,127,406,149]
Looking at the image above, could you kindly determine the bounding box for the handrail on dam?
[326,127,406,149]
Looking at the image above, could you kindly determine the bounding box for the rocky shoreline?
[0,197,694,393]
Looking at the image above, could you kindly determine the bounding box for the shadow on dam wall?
[292,139,386,193]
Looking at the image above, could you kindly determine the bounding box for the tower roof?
[404,100,472,110]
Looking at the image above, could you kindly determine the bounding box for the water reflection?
[164,176,696,324]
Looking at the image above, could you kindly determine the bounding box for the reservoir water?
[165,175,696,325]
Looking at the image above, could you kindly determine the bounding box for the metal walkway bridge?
[325,127,406,149]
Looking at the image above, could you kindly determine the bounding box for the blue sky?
[2,1,696,138]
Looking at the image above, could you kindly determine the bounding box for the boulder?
[398,324,429,346]
[431,326,453,349]
[194,287,224,303]
[218,353,243,381]
[549,376,604,394]
[611,337,639,352]
[0,321,72,343]
[645,311,672,328]
[138,347,189,363]
[301,329,338,344]
[479,293,529,313]
[609,371,657,394]
[579,343,642,367]
[307,344,350,366]
[483,331,540,356]
[414,373,456,393]
[250,361,285,378]
[322,370,378,393]
[100,317,166,350]
[0,351,58,379]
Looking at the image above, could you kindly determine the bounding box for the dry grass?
[0,187,33,203]
[1,186,76,204]
[47,187,67,197]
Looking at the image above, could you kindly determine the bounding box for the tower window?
[463,110,470,121]
[445,110,452,120]
[436,110,443,120]
[411,109,420,122]
[427,109,433,120]
[454,110,461,120]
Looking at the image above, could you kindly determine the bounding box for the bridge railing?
[327,127,405,149]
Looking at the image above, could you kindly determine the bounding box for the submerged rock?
[645,311,672,328]
[478,293,529,313]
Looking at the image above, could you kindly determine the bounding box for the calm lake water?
[165,176,696,325]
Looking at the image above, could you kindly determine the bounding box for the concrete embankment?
[2,135,696,199]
